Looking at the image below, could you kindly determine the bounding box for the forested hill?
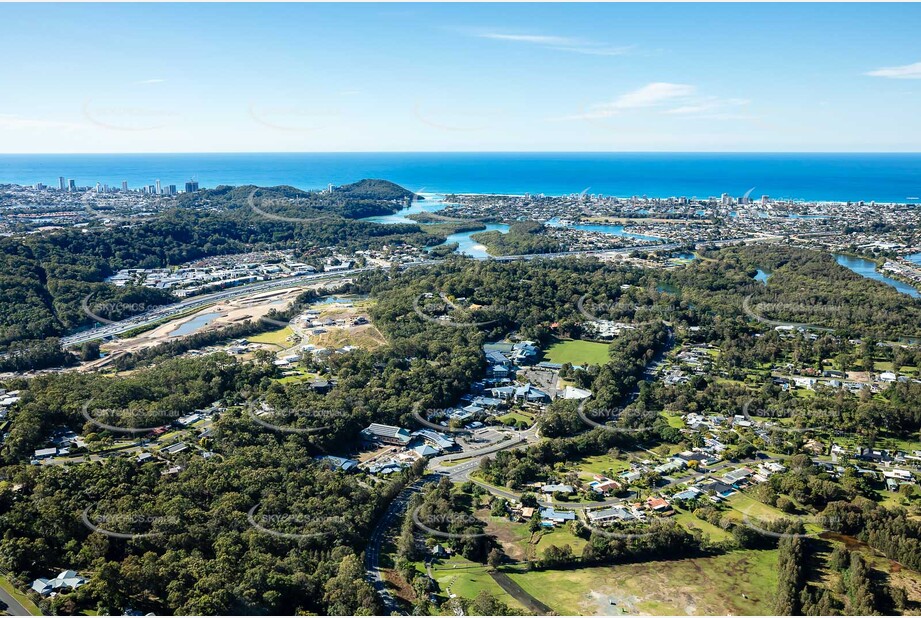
[176,178,418,219]
[0,179,432,371]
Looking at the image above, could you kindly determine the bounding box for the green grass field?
[495,411,534,426]
[274,368,318,384]
[662,413,685,429]
[544,339,611,366]
[427,555,525,611]
[504,549,779,615]
[248,326,295,346]
[672,508,735,543]
[535,527,588,556]
[725,492,789,523]
[571,454,632,479]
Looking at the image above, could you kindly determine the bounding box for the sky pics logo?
[576,399,659,436]
[246,189,336,226]
[82,98,178,133]
[81,504,180,540]
[245,402,349,435]
[412,291,501,328]
[81,292,155,326]
[80,399,184,435]
[576,293,677,325]
[247,505,346,541]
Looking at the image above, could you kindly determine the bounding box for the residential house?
[587,506,634,524]
[539,507,576,525]
[31,570,86,596]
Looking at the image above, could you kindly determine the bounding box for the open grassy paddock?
[247,326,295,347]
[426,555,526,611]
[503,549,779,615]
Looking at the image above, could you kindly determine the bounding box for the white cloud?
[663,97,750,116]
[478,33,574,45]
[568,84,751,121]
[0,114,85,131]
[614,82,695,109]
[574,82,695,119]
[472,31,632,56]
[866,61,921,79]
[663,104,716,115]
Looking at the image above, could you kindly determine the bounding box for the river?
[360,193,509,258]
[361,196,674,258]
[834,254,920,299]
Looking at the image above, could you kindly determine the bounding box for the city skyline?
[1,3,920,153]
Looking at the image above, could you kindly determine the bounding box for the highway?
[61,268,383,347]
[60,236,754,349]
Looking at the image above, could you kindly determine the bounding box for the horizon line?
[1,150,921,156]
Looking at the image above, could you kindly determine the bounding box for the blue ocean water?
[1,153,920,202]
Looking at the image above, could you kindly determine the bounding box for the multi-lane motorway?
[61,268,382,348]
[60,236,753,349]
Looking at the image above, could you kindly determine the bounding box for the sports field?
[544,339,611,366]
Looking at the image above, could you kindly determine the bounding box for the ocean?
[1,152,919,203]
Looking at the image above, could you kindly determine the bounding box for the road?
[61,268,385,347]
[61,235,754,349]
[364,474,440,615]
[364,427,536,615]
[0,575,34,616]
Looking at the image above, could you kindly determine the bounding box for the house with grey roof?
[31,570,86,596]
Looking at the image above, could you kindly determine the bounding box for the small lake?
[754,269,771,285]
[544,217,663,242]
[170,311,222,337]
[834,254,920,298]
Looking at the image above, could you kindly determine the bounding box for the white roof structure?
[562,386,592,400]
[31,570,86,595]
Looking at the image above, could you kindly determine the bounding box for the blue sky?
[1,3,920,153]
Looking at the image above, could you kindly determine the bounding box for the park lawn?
[504,549,779,615]
[0,574,42,615]
[535,527,588,557]
[725,492,789,524]
[496,411,534,426]
[544,339,611,366]
[571,454,632,478]
[428,555,525,611]
[248,326,295,346]
[672,508,735,543]
[662,413,685,429]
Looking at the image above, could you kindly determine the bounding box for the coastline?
[3,152,921,204]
